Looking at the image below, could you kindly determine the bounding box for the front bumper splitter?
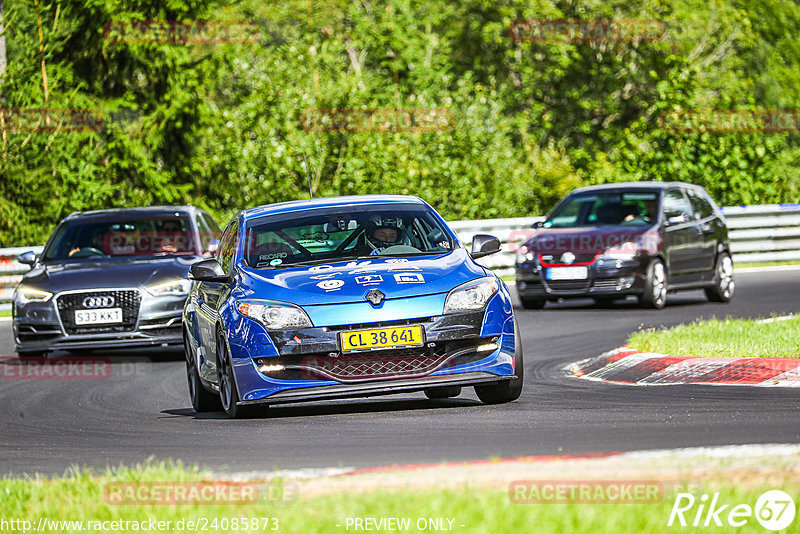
[238,371,514,406]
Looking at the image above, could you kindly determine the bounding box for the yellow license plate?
[340,325,425,353]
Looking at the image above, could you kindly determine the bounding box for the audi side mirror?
[470,234,502,259]
[17,251,37,267]
[189,259,229,283]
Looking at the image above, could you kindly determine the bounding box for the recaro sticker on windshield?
[260,253,287,261]
[394,273,424,284]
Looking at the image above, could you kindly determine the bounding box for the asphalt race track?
[1,269,799,477]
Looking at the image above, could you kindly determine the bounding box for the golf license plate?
[340,325,424,353]
[545,266,589,280]
[74,308,123,325]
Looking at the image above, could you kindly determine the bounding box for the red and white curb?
[216,444,800,481]
[569,346,800,387]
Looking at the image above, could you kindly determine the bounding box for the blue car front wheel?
[184,328,220,413]
[474,318,524,404]
[216,326,267,419]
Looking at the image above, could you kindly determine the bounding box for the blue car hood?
[239,249,486,306]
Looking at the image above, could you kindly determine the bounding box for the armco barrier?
[723,204,800,262]
[1,204,798,310]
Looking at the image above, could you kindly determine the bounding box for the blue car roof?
[241,195,427,221]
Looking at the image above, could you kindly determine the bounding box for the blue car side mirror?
[189,259,229,283]
[470,234,502,259]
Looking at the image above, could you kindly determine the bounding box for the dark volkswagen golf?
[12,206,220,356]
[515,182,734,310]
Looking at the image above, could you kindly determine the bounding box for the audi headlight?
[14,286,53,306]
[236,300,313,330]
[145,279,191,297]
[443,276,499,314]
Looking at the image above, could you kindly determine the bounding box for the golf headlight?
[443,276,499,314]
[14,286,53,305]
[516,245,535,264]
[601,241,639,260]
[236,300,313,330]
[145,279,191,297]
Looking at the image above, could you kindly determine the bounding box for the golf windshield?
[245,203,455,269]
[544,192,660,228]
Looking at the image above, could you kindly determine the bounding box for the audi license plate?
[340,325,424,353]
[545,266,589,280]
[74,308,123,325]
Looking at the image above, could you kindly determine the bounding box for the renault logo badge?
[366,289,385,305]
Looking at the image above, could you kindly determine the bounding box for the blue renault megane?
[182,195,522,417]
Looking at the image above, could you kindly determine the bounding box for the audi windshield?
[42,215,196,260]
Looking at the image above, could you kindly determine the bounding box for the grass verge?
[735,259,800,269]
[1,461,798,533]
[628,316,800,359]
[0,309,11,318]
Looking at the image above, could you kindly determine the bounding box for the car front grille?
[543,279,591,292]
[303,348,446,380]
[56,290,141,335]
[592,279,618,289]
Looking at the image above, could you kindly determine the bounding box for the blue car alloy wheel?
[182,195,523,418]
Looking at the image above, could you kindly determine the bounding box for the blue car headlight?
[236,299,313,330]
[443,276,499,314]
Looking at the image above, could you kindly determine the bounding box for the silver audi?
[12,206,220,356]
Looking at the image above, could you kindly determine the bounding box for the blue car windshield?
[42,215,196,260]
[544,192,660,228]
[244,203,455,269]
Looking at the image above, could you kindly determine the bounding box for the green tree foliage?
[1,0,799,245]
